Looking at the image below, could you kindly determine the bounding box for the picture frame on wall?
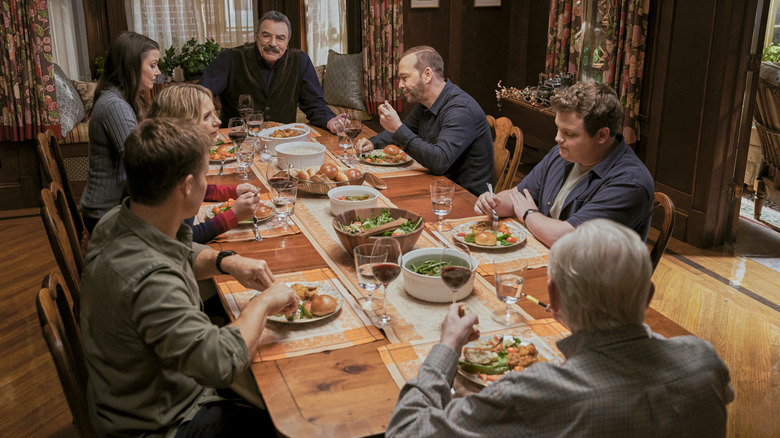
[411,0,439,8]
[474,0,501,6]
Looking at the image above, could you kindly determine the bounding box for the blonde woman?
[148,84,260,243]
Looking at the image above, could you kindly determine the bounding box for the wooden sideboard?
[496,96,557,164]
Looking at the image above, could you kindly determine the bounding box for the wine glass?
[429,180,456,232]
[225,117,247,176]
[371,237,402,327]
[271,183,297,232]
[247,111,264,137]
[354,243,387,311]
[344,113,362,164]
[235,138,255,180]
[491,259,529,325]
[439,242,474,304]
[238,94,254,122]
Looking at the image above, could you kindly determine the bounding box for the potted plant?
[178,38,222,81]
[157,45,181,83]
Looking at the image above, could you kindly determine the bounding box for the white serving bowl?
[275,142,326,170]
[401,248,479,303]
[327,185,380,216]
[259,123,311,154]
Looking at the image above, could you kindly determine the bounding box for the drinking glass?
[354,244,387,311]
[271,184,297,232]
[371,237,401,327]
[344,113,362,164]
[247,111,264,137]
[235,138,255,180]
[238,94,254,122]
[225,118,247,176]
[335,118,351,163]
[429,180,456,232]
[265,157,296,227]
[491,259,529,325]
[439,242,474,304]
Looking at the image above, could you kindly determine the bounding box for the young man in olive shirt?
[80,118,298,437]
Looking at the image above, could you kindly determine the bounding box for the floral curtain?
[0,0,59,141]
[601,0,649,145]
[361,0,403,115]
[545,0,582,78]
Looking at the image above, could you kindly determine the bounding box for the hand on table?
[235,183,258,196]
[378,101,402,133]
[327,113,350,134]
[230,191,261,223]
[222,255,275,290]
[253,283,299,317]
[354,138,374,154]
[440,303,480,354]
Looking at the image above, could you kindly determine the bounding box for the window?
[304,0,348,66]
[766,0,780,47]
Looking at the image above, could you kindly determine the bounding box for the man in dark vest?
[200,10,346,132]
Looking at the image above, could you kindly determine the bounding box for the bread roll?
[335,172,349,182]
[344,168,362,180]
[310,294,338,316]
[307,167,318,178]
[475,232,497,246]
[295,170,310,181]
[319,163,339,180]
[384,144,400,155]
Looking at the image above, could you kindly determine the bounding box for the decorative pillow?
[73,79,97,114]
[323,50,366,112]
[53,64,85,135]
[314,64,326,87]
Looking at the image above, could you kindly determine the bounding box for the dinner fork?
[486,183,499,230]
[251,216,262,241]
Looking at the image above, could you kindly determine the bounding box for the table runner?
[377,320,570,390]
[219,268,384,362]
[430,216,550,273]
[194,195,301,242]
[289,189,538,344]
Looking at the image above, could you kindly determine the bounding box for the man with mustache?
[354,46,493,196]
[200,10,346,133]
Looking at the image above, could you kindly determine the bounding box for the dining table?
[203,123,691,437]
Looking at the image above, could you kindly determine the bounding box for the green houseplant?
[158,45,181,78]
[178,38,222,80]
[762,43,780,62]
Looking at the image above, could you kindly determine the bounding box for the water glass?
[353,244,387,310]
[247,111,264,137]
[271,184,297,232]
[429,180,456,232]
[491,260,528,325]
[235,140,255,180]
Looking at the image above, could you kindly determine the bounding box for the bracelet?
[522,208,540,222]
[216,250,237,275]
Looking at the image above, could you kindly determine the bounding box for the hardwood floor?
[0,213,777,437]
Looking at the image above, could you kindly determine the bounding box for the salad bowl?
[332,207,424,254]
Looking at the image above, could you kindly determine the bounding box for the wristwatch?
[216,250,237,275]
[522,208,540,222]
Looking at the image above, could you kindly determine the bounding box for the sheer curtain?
[126,0,254,52]
[304,0,347,66]
[47,0,90,80]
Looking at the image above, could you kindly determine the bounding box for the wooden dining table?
[206,124,690,437]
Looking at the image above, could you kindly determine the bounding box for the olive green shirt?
[80,201,250,437]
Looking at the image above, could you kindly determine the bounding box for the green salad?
[339,209,422,237]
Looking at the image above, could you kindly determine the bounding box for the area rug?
[740,195,780,231]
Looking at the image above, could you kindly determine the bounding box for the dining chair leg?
[754,178,765,220]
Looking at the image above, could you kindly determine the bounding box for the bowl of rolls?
[293,163,365,195]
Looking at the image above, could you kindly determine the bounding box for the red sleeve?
[205,184,239,202]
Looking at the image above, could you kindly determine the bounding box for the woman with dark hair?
[80,31,160,233]
[148,84,261,243]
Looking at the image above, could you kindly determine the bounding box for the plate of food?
[458,334,547,386]
[359,145,413,166]
[451,221,527,249]
[238,202,274,224]
[209,141,235,163]
[268,282,343,324]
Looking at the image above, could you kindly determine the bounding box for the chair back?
[36,130,86,240]
[487,116,525,192]
[650,192,675,272]
[36,271,95,438]
[41,182,84,303]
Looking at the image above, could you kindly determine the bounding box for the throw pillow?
[323,50,366,112]
[73,80,97,114]
[53,64,85,135]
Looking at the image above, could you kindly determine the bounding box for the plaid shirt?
[387,324,733,437]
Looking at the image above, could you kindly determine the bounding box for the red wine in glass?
[440,266,472,290]
[344,128,361,140]
[228,131,247,146]
[372,263,401,284]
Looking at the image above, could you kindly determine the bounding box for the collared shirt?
[517,136,654,239]
[199,44,334,128]
[370,80,494,195]
[387,325,733,437]
[80,201,250,437]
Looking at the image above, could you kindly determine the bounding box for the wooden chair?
[40,182,84,303]
[753,67,780,219]
[650,192,676,272]
[36,130,87,246]
[487,115,525,192]
[36,271,95,438]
